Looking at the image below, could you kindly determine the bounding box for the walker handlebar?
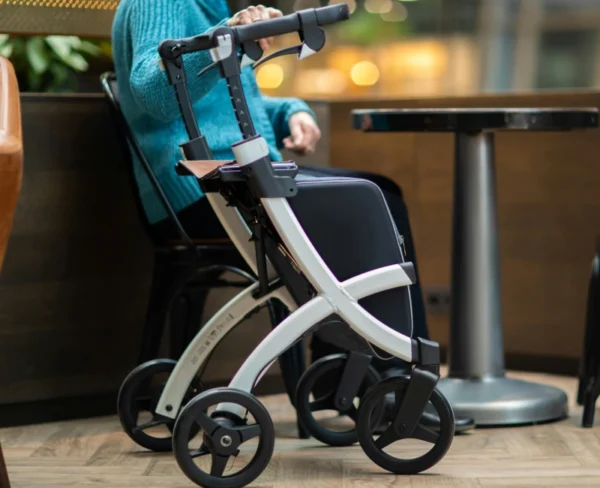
[235,4,349,43]
[158,4,350,60]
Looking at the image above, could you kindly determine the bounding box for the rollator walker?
[119,5,456,487]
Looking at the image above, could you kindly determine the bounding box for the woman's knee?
[353,171,404,199]
[298,166,404,200]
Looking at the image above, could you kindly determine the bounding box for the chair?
[0,55,22,488]
[99,73,307,435]
[577,236,600,427]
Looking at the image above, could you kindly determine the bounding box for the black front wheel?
[357,376,454,475]
[173,388,274,488]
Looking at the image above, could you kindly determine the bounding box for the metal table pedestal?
[437,131,568,426]
[352,108,599,426]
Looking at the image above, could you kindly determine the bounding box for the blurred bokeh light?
[255,0,600,99]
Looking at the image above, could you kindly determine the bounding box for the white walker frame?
[158,136,419,420]
[155,193,296,419]
[218,198,415,417]
[154,170,416,420]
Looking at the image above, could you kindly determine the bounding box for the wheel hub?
[209,427,241,457]
[172,388,275,487]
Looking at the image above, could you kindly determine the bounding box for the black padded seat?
[285,175,414,351]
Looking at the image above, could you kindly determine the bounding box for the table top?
[352,108,599,133]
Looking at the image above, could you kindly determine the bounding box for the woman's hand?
[284,112,322,156]
[228,5,283,51]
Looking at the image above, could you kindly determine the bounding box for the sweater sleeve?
[127,0,228,122]
[261,95,317,148]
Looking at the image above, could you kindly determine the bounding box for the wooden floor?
[2,370,600,487]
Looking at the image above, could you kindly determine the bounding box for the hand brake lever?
[198,9,327,75]
[252,45,301,70]
[197,61,219,78]
[198,39,264,77]
[252,10,326,70]
[241,40,263,68]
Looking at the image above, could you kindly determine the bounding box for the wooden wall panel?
[0,95,151,405]
[329,91,600,362]
[0,96,331,424]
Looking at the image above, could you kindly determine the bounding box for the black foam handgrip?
[236,12,300,43]
[235,4,350,43]
[314,4,351,26]
[160,4,350,59]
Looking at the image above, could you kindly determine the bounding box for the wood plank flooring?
[1,370,599,487]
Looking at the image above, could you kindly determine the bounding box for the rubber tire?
[117,359,201,452]
[173,387,275,488]
[357,376,455,475]
[295,354,383,447]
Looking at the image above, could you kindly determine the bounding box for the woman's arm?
[127,0,227,121]
[261,95,317,148]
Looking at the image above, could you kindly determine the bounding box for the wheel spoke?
[238,424,261,443]
[375,426,400,450]
[134,398,152,412]
[190,445,210,458]
[210,453,230,477]
[195,412,220,435]
[132,417,169,433]
[413,424,439,444]
[310,394,334,412]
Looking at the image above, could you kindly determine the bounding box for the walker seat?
[178,161,415,353]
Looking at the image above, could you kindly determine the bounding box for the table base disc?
[437,376,568,426]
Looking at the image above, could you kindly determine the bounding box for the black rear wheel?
[357,376,454,474]
[296,354,384,447]
[117,359,202,452]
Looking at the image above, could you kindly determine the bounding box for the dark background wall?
[0,93,328,426]
[0,95,153,422]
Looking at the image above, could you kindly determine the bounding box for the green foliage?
[0,35,109,92]
[330,9,412,46]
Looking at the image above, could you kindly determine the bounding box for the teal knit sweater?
[112,0,314,224]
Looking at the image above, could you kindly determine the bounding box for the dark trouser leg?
[137,251,178,364]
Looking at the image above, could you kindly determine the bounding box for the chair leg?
[579,252,600,410]
[0,442,11,488]
[292,344,310,440]
[169,292,192,360]
[137,252,180,364]
[582,397,596,428]
[267,300,309,439]
[577,375,586,406]
[168,274,215,360]
[582,383,598,428]
[185,285,211,348]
